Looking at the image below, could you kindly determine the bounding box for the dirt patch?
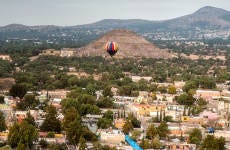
[181,54,226,61]
[0,78,15,90]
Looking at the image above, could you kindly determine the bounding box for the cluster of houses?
[40,48,76,57]
[0,78,230,149]
[94,81,230,149]
[0,89,68,145]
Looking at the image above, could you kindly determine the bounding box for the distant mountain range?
[0,6,230,41]
[74,6,230,30]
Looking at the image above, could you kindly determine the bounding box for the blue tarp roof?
[208,127,215,133]
[125,135,143,150]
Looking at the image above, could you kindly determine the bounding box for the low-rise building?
[60,48,75,57]
[166,105,184,121]
[214,130,230,142]
[40,89,70,99]
[0,54,12,61]
[131,76,152,82]
[199,110,219,120]
[157,94,176,103]
[174,81,185,90]
[196,89,220,100]
[167,122,204,137]
[181,116,206,125]
[114,119,126,129]
[68,67,76,72]
[127,103,166,119]
[99,129,125,145]
[165,141,196,150]
[0,132,8,142]
[40,49,60,56]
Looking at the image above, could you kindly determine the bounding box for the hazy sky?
[0,0,230,26]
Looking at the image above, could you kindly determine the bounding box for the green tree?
[157,86,167,94]
[103,85,113,97]
[183,81,198,93]
[168,85,176,94]
[151,92,157,101]
[127,114,141,128]
[16,142,25,150]
[163,116,173,122]
[8,123,20,148]
[216,137,226,150]
[78,94,96,105]
[0,59,13,77]
[157,122,169,139]
[61,98,79,113]
[0,145,12,150]
[199,77,216,89]
[40,105,61,133]
[63,107,80,129]
[9,84,27,99]
[39,139,48,149]
[66,119,82,144]
[131,130,141,141]
[81,126,97,142]
[96,97,114,108]
[190,97,207,115]
[140,139,150,149]
[175,93,195,106]
[24,112,35,126]
[0,95,4,104]
[151,137,161,149]
[18,121,38,149]
[146,124,157,140]
[0,111,6,131]
[80,104,100,116]
[86,83,96,96]
[47,132,55,138]
[8,121,38,149]
[201,135,225,150]
[79,136,87,150]
[63,105,83,145]
[189,128,202,146]
[48,143,66,150]
[119,85,132,96]
[97,110,113,129]
[103,110,113,120]
[122,120,133,134]
[93,143,117,150]
[97,118,112,129]
[23,94,39,109]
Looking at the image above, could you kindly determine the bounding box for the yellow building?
[128,103,166,118]
[114,119,126,129]
[181,116,205,125]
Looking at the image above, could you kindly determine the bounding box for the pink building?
[199,110,218,120]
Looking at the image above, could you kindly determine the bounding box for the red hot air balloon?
[105,41,119,57]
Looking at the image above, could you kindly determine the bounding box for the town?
[1,2,230,150]
[0,39,230,149]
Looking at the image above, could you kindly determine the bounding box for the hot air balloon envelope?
[105,41,119,56]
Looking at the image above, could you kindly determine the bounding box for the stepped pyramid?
[75,29,172,58]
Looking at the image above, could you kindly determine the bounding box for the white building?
[99,129,125,145]
[0,54,12,61]
[131,76,152,82]
[60,48,75,57]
